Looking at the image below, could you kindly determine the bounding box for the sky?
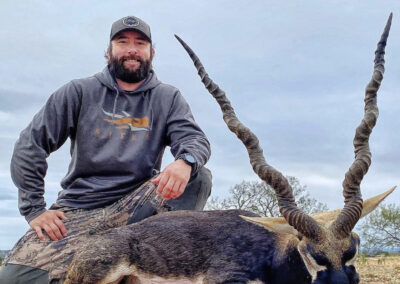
[0,1,400,249]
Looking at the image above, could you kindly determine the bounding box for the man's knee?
[190,166,212,197]
[166,166,212,211]
[0,263,49,284]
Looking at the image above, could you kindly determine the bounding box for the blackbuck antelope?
[64,14,395,284]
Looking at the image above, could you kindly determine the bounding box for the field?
[357,254,400,284]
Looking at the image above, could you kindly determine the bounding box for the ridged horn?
[175,34,323,240]
[331,13,392,238]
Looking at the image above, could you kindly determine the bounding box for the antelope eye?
[312,252,330,267]
[342,247,357,263]
[306,245,330,266]
[342,237,358,264]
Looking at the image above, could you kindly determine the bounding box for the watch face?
[184,154,195,164]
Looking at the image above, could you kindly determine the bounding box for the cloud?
[0,217,29,250]
[0,191,16,201]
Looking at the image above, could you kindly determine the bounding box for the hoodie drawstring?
[112,86,120,122]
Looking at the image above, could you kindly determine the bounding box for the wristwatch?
[177,153,196,168]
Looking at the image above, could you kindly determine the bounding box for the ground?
[357,254,400,284]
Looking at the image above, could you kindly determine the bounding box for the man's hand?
[152,159,192,200]
[29,210,67,241]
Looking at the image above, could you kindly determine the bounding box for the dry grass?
[357,254,400,284]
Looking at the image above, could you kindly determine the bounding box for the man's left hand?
[152,159,192,200]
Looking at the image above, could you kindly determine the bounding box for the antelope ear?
[311,186,397,223]
[240,215,298,235]
[360,186,396,218]
[240,186,396,233]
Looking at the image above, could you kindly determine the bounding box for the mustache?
[120,54,144,63]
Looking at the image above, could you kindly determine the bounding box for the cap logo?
[123,17,140,27]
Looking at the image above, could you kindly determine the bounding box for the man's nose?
[127,44,138,54]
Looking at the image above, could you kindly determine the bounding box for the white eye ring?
[299,251,327,282]
[345,244,359,267]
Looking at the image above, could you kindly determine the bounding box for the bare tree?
[359,203,400,252]
[206,176,328,216]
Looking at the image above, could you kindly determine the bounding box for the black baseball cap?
[110,16,152,43]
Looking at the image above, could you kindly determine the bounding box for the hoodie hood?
[95,67,161,94]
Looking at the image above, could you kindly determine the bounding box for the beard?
[108,52,152,83]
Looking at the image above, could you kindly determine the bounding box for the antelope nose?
[313,270,350,284]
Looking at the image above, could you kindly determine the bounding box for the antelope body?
[64,14,395,284]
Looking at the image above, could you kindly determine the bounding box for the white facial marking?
[299,251,327,282]
[345,244,359,268]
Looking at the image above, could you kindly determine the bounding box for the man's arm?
[11,81,81,240]
[152,91,210,199]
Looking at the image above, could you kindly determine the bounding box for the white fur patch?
[299,252,326,282]
[99,261,205,284]
[345,244,359,268]
[99,260,134,284]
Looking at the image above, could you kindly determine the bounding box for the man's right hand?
[29,210,68,241]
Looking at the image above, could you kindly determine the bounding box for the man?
[0,15,211,283]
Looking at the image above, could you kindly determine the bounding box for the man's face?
[107,30,154,83]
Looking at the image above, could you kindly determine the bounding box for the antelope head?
[175,13,394,283]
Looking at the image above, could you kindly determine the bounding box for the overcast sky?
[1,1,399,249]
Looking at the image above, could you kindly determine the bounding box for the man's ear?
[151,48,155,59]
[106,46,111,61]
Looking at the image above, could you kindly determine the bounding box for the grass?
[357,254,400,283]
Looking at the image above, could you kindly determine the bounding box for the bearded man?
[0,16,211,283]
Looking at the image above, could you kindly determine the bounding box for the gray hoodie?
[11,67,211,222]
